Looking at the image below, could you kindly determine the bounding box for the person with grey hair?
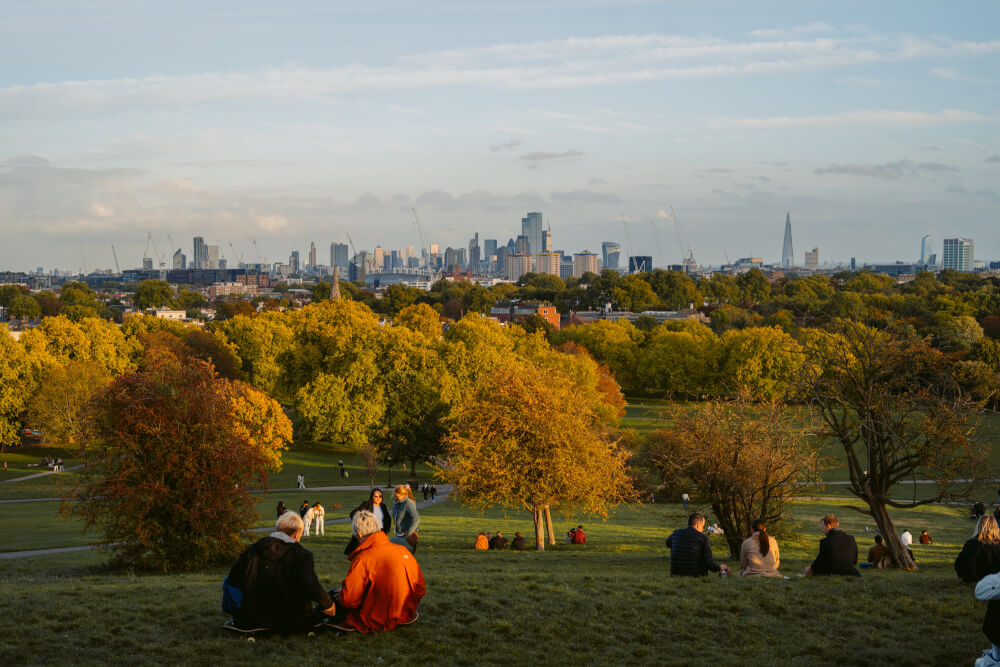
[324,510,426,633]
[225,511,336,632]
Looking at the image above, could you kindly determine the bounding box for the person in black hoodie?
[343,488,392,555]
[226,511,335,632]
[956,516,1000,583]
[804,514,860,576]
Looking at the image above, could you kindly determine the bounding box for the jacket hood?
[349,530,391,561]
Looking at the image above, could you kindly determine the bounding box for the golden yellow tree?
[441,356,635,551]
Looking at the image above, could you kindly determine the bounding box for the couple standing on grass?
[344,484,421,554]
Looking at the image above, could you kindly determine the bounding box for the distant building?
[521,212,543,255]
[468,233,480,273]
[920,234,932,264]
[942,238,974,272]
[331,243,349,275]
[289,250,301,274]
[483,239,498,273]
[490,302,560,329]
[172,248,186,269]
[193,237,207,269]
[781,212,794,268]
[542,228,552,253]
[308,242,317,271]
[602,242,622,271]
[573,251,598,278]
[805,247,819,271]
[629,256,652,273]
[514,234,530,255]
[534,252,561,277]
[208,282,259,299]
[507,253,533,281]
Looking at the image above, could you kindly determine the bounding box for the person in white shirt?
[312,502,325,536]
[303,504,315,537]
[900,529,913,546]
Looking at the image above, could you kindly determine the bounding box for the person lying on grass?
[225,511,337,632]
[326,510,426,633]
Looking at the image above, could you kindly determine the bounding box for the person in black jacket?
[489,531,508,550]
[343,489,392,555]
[665,513,729,576]
[964,515,1000,583]
[226,511,335,632]
[804,514,860,576]
[510,531,527,550]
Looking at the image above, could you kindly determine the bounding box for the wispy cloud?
[814,159,958,179]
[520,150,585,161]
[930,67,992,83]
[721,109,999,129]
[986,154,1000,163]
[748,22,836,39]
[550,189,622,205]
[489,139,524,152]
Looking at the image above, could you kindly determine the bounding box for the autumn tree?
[441,356,635,551]
[65,353,292,571]
[0,327,35,450]
[28,361,111,445]
[645,396,820,558]
[804,320,988,570]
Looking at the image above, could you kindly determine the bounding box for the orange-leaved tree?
[65,352,292,571]
[441,355,635,551]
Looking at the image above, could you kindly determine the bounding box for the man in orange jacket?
[333,509,426,633]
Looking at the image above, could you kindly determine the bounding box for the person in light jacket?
[392,484,420,553]
[739,518,781,577]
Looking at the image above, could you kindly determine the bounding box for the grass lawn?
[0,496,991,665]
[262,444,438,490]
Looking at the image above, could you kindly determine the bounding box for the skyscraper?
[172,248,186,269]
[542,228,552,253]
[308,242,317,271]
[942,238,974,272]
[805,247,819,271]
[207,245,220,270]
[781,212,794,268]
[521,212,543,255]
[468,233,480,274]
[573,251,598,278]
[602,242,622,270]
[193,236,207,270]
[483,239,498,273]
[289,250,300,274]
[331,242,348,274]
[515,235,530,254]
[920,234,932,265]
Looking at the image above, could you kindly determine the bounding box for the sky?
[1,0,998,273]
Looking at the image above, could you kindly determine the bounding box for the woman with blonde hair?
[739,518,781,577]
[392,484,420,553]
[956,515,1000,583]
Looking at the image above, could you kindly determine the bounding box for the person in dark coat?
[299,501,309,518]
[510,531,527,550]
[804,514,860,576]
[276,500,286,519]
[967,516,1000,582]
[489,531,508,550]
[226,511,335,632]
[344,488,392,555]
[665,513,729,577]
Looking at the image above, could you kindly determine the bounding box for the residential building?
[805,247,819,271]
[489,302,560,329]
[193,236,207,270]
[207,245,220,270]
[573,251,598,278]
[507,253,533,281]
[534,252,561,277]
[172,248,186,269]
[942,238,974,272]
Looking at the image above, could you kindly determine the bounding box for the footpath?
[0,486,452,560]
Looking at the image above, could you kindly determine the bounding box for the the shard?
[781,212,794,268]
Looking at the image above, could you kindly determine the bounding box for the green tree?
[28,361,111,445]
[643,270,700,310]
[32,291,62,317]
[638,322,717,396]
[133,280,175,310]
[311,281,332,302]
[735,268,771,306]
[66,353,292,570]
[555,319,642,392]
[718,326,806,401]
[177,289,208,310]
[441,356,635,551]
[384,284,422,317]
[8,293,41,319]
[213,312,294,397]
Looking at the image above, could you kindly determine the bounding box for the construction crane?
[228,242,244,268]
[111,245,121,275]
[669,206,690,264]
[80,247,87,277]
[251,238,266,265]
[650,218,664,270]
[620,212,635,271]
[145,232,166,269]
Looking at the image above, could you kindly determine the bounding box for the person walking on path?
[392,484,420,553]
[297,473,305,490]
[681,492,690,509]
[430,485,437,502]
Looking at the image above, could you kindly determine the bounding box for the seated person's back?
[339,510,426,633]
[511,532,527,550]
[227,511,334,632]
[474,532,489,550]
[867,535,891,568]
[666,513,726,577]
[807,514,860,576]
[489,531,508,550]
[572,526,587,544]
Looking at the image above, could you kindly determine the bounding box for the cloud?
[5,32,1000,121]
[256,215,289,231]
[920,145,943,151]
[549,189,622,205]
[974,189,999,201]
[945,184,967,194]
[520,150,584,161]
[987,155,1000,163]
[351,193,382,210]
[930,67,991,84]
[748,22,836,38]
[814,159,958,179]
[415,189,547,211]
[708,168,733,173]
[720,109,999,129]
[489,139,524,152]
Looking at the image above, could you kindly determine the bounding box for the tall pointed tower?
[781,212,794,268]
[330,260,341,300]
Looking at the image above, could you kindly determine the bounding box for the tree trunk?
[533,506,546,551]
[544,505,556,545]
[868,500,916,570]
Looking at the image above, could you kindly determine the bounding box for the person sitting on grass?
[958,516,1000,583]
[225,511,336,632]
[474,531,489,550]
[490,531,508,550]
[511,531,527,551]
[864,535,891,569]
[565,527,576,543]
[666,513,729,577]
[327,510,426,633]
[572,525,587,544]
[803,514,860,577]
[919,530,933,545]
[739,518,781,577]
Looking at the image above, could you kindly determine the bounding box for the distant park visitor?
[919,530,933,545]
[392,484,420,553]
[298,500,309,518]
[275,500,286,519]
[739,518,780,577]
[666,513,729,577]
[297,473,305,490]
[225,511,336,632]
[511,532,527,551]
[474,532,489,550]
[865,535,891,569]
[490,531,508,550]
[572,525,587,544]
[312,502,325,536]
[681,492,690,509]
[803,514,860,577]
[326,510,426,633]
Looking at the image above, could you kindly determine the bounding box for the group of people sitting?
[666,512,862,578]
[223,485,425,635]
[473,530,527,550]
[566,525,587,544]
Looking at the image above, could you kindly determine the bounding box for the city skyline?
[1,1,999,272]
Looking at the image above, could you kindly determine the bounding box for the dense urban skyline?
[1,1,999,272]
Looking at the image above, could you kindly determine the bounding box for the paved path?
[0,489,452,559]
[0,464,83,485]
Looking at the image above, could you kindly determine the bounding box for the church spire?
[330,260,341,300]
